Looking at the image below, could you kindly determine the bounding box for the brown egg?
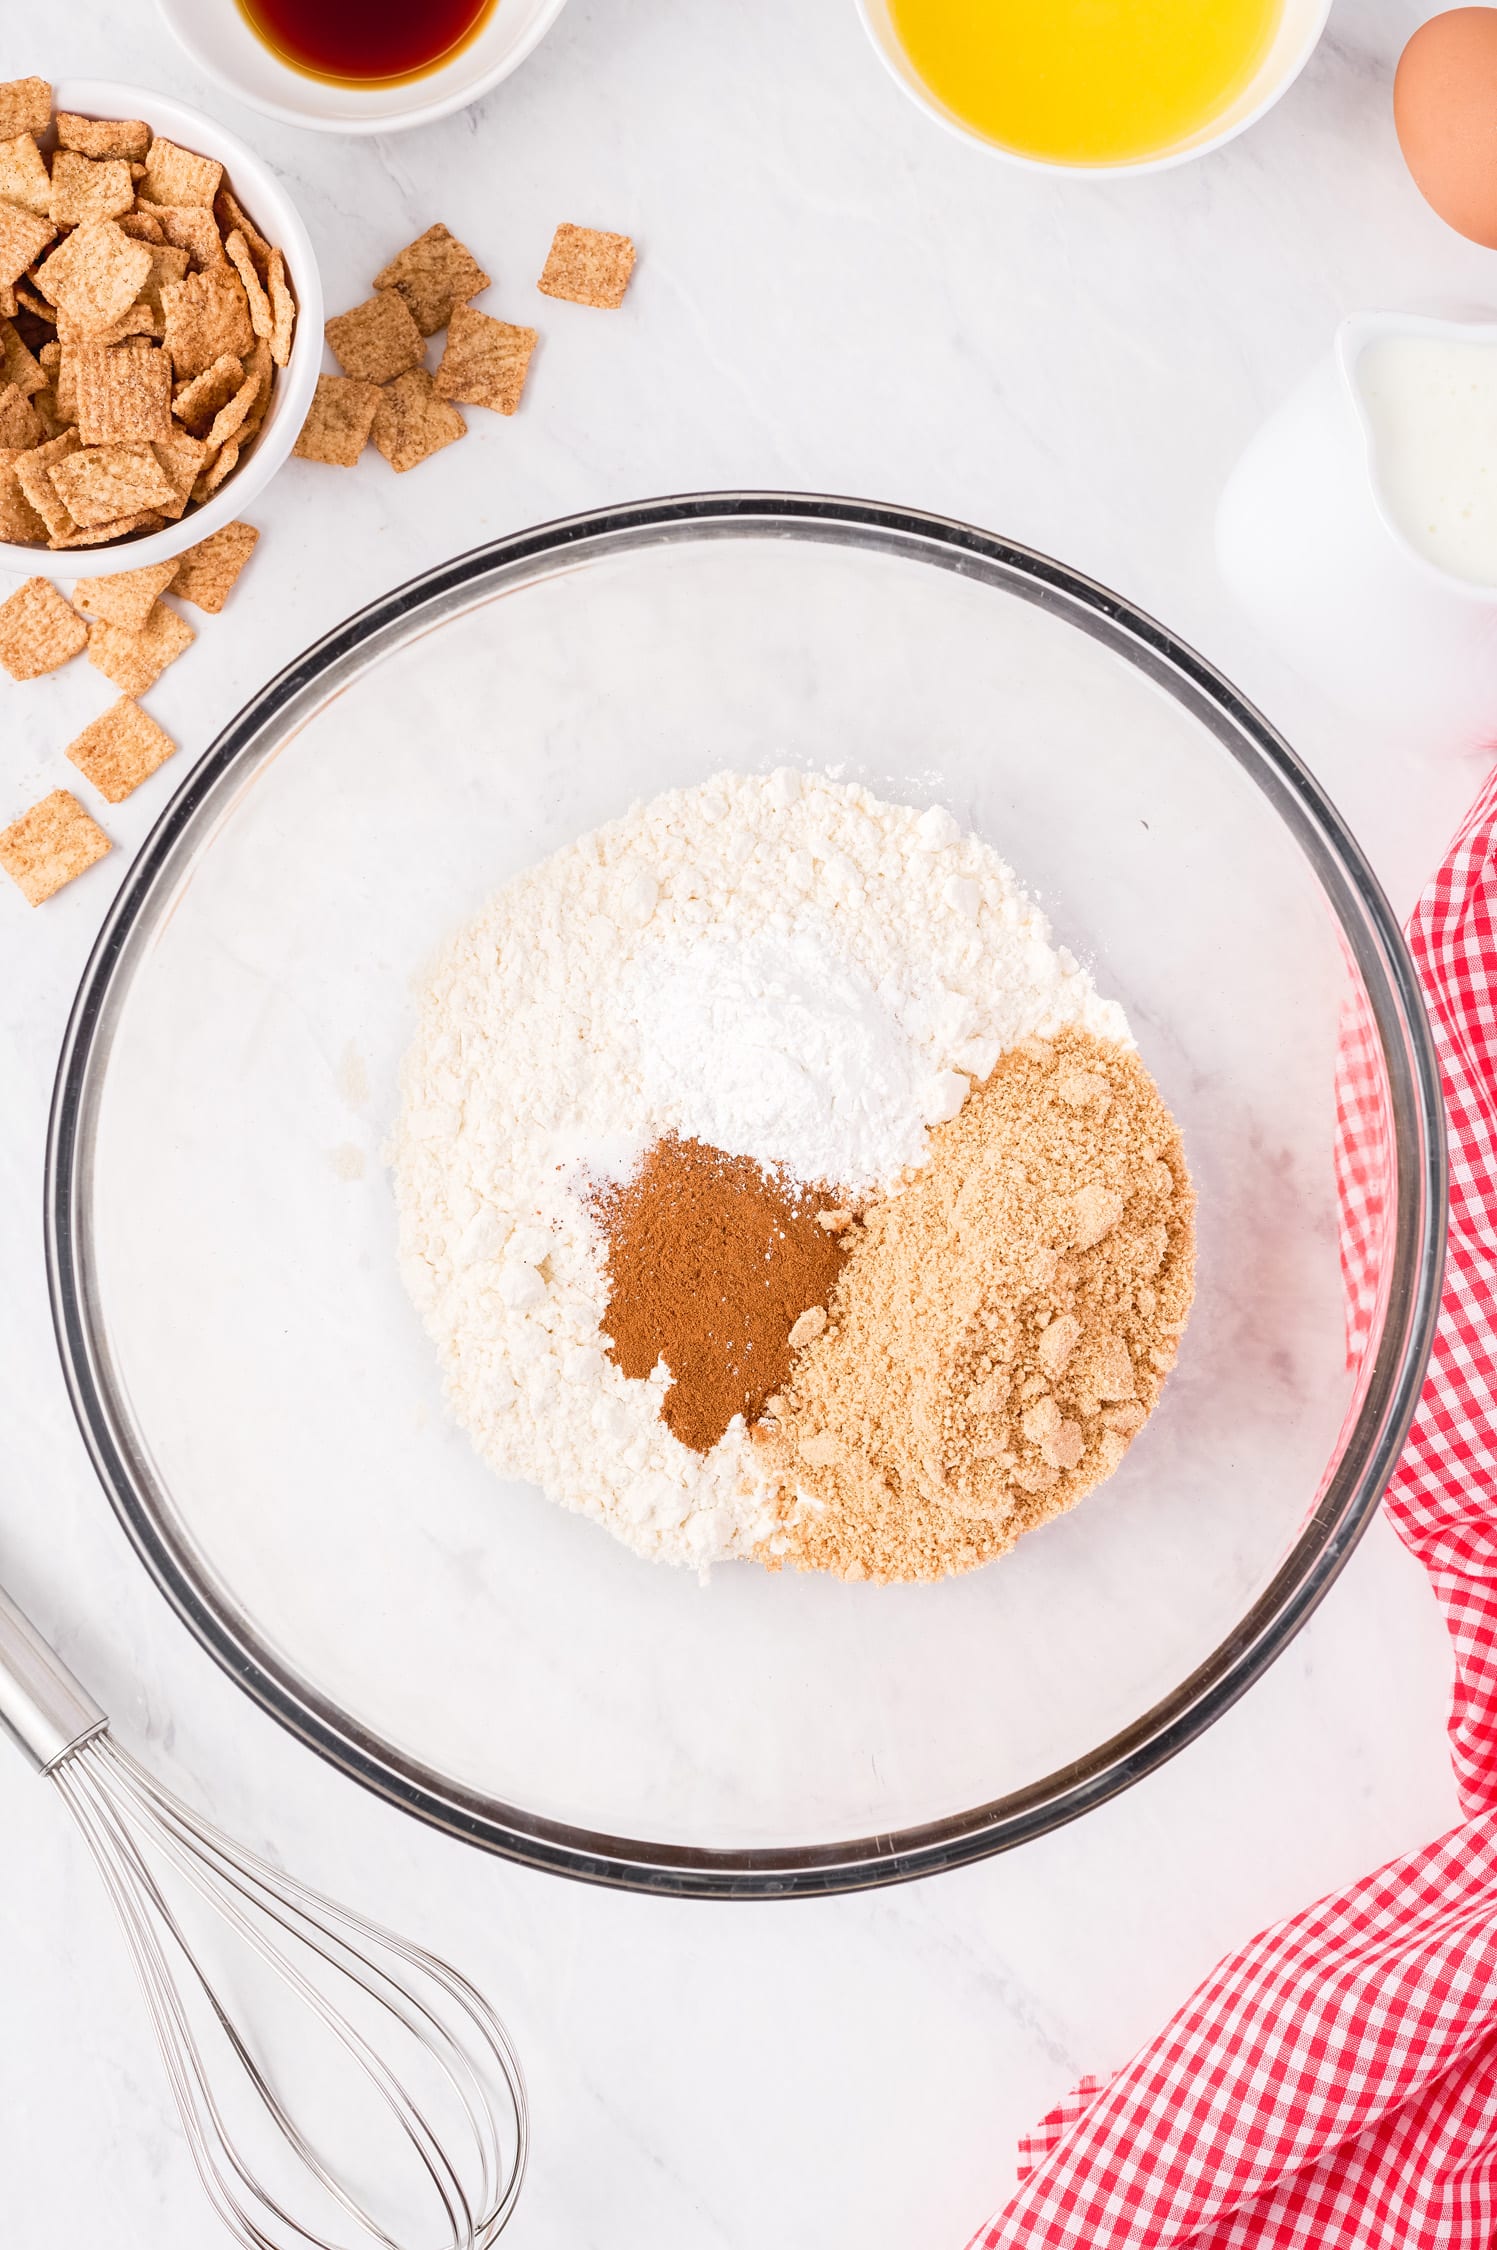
[1396,8,1497,248]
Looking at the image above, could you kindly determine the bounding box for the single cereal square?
[267,249,295,368]
[162,266,254,379]
[137,202,226,274]
[56,112,151,161]
[15,429,81,540]
[225,230,271,340]
[171,350,244,436]
[0,79,51,140]
[324,290,422,385]
[0,789,110,906]
[87,599,195,693]
[292,371,381,466]
[0,450,46,541]
[0,130,51,216]
[117,209,165,245]
[50,507,165,550]
[66,695,176,803]
[0,315,46,395]
[75,340,173,443]
[434,306,537,416]
[373,223,491,337]
[0,574,87,678]
[139,136,222,209]
[215,187,270,281]
[0,200,55,289]
[370,368,465,473]
[150,427,207,517]
[537,223,636,310]
[170,520,258,612]
[51,442,176,528]
[49,149,134,228]
[72,555,178,631]
[193,438,240,500]
[0,378,41,447]
[34,220,151,330]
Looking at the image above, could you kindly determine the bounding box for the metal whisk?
[0,1582,527,2250]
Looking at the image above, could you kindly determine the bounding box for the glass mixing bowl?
[47,496,1445,1896]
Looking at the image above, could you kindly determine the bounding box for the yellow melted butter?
[888,0,1283,166]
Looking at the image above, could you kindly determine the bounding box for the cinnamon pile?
[594,1136,852,1453]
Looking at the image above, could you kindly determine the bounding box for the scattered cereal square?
[0,448,45,541]
[171,351,244,437]
[150,427,207,517]
[0,789,110,906]
[66,695,176,803]
[74,340,173,444]
[373,223,491,338]
[434,305,537,416]
[72,554,178,631]
[137,201,226,274]
[51,442,176,527]
[0,79,51,140]
[0,199,56,289]
[87,599,195,693]
[370,367,465,473]
[34,219,152,331]
[15,429,80,540]
[162,266,254,379]
[0,573,87,678]
[0,314,46,395]
[537,223,635,310]
[170,519,258,612]
[139,136,223,210]
[324,290,421,385]
[292,371,381,466]
[56,112,151,161]
[0,129,51,216]
[48,149,134,228]
[0,378,41,447]
[225,229,271,340]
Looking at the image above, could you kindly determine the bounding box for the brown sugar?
[595,1136,852,1454]
[757,1029,1195,1582]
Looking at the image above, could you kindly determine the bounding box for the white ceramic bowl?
[856,0,1332,176]
[156,0,571,135]
[0,79,321,583]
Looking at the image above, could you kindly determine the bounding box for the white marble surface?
[0,2,1487,2242]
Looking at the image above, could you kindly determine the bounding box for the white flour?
[391,769,1130,1568]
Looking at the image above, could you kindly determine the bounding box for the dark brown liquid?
[238,0,498,85]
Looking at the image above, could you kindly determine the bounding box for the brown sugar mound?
[595,1136,852,1455]
[757,1030,1195,1582]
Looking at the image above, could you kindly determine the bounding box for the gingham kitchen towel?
[970,763,1497,2250]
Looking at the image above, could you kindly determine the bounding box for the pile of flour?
[391,769,1130,1568]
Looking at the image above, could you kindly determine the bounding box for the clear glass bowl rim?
[45,492,1448,1898]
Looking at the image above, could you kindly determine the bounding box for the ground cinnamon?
[595,1136,851,1453]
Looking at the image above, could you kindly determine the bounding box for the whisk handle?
[0,1585,108,1773]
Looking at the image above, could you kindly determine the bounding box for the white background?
[1,1,1487,2242]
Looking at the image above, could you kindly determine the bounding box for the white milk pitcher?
[1216,311,1497,750]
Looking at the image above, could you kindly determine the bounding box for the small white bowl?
[855,0,1332,176]
[156,0,571,135]
[2,79,322,583]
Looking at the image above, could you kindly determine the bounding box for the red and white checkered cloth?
[969,765,1497,2250]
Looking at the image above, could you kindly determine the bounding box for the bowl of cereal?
[0,76,320,578]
